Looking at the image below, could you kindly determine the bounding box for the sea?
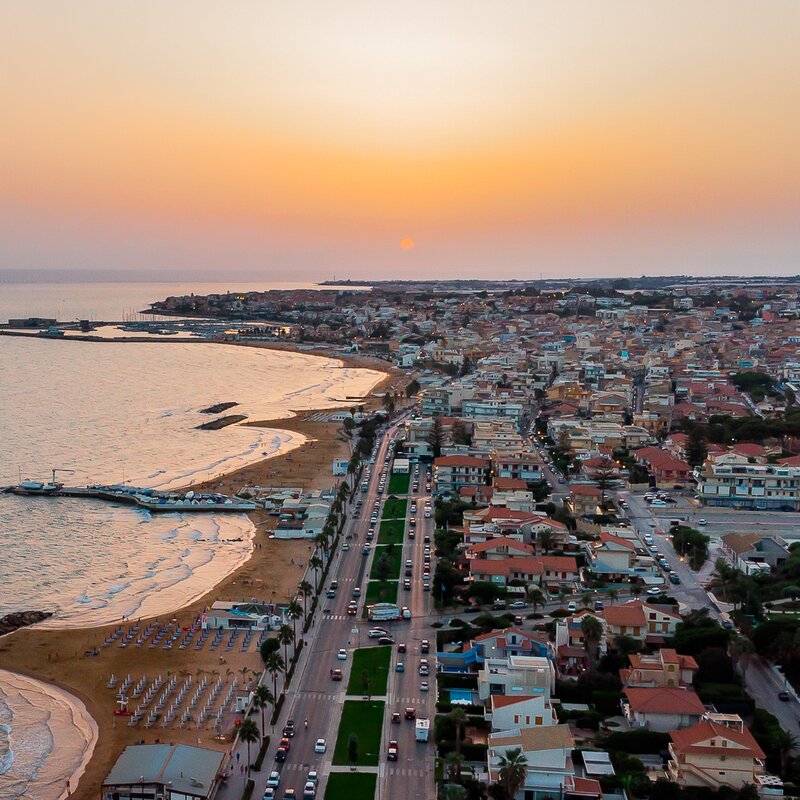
[0,281,383,799]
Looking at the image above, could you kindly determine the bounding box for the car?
[325,589,336,598]
[337,649,348,660]
[491,600,507,611]
[423,535,431,543]
[651,499,666,506]
[378,636,395,645]
[669,573,681,585]
[420,680,429,691]
[342,543,350,551]
[368,627,388,638]
[419,666,429,676]
[398,643,407,653]
[778,691,791,701]
[314,738,326,753]
[279,737,291,751]
[648,521,657,527]
[567,601,577,612]
[346,603,357,616]
[509,600,527,609]
[403,579,411,590]
[331,668,343,681]
[267,772,281,789]
[404,707,416,719]
[421,640,429,654]
[275,747,288,762]
[387,740,398,761]
[422,582,430,592]
[362,545,371,556]
[646,587,664,596]
[722,619,735,630]
[263,789,276,800]
[306,771,318,784]
[303,782,317,798]
[395,662,405,672]
[283,720,296,737]
[594,600,604,612]
[283,790,296,800]
[391,711,401,723]
[698,519,707,525]
[410,505,417,512]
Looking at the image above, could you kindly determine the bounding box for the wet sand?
[0,349,407,800]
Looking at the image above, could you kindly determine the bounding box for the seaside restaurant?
[102,743,224,800]
[201,600,288,631]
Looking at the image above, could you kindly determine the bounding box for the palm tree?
[238,718,260,769]
[253,685,274,737]
[580,591,593,610]
[539,529,554,555]
[287,599,303,642]
[265,651,285,698]
[526,586,545,614]
[580,615,604,670]
[447,707,468,759]
[729,636,755,679]
[298,580,313,618]
[442,783,466,800]
[278,624,295,674]
[607,588,619,604]
[314,532,329,561]
[557,589,568,607]
[443,751,465,782]
[497,747,528,799]
[630,583,642,598]
[771,728,797,776]
[309,555,323,593]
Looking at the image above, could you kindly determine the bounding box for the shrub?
[252,735,271,771]
[241,779,255,800]
[603,729,670,754]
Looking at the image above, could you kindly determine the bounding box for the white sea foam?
[0,337,385,628]
[0,670,97,800]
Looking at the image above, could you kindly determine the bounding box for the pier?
[0,483,258,512]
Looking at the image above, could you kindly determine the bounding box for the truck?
[415,718,430,742]
[367,603,412,622]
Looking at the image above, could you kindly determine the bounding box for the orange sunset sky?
[1,1,799,279]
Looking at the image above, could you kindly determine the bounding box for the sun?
[399,237,415,251]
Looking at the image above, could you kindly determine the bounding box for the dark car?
[669,573,681,585]
[404,707,416,719]
[378,636,395,645]
[421,640,429,654]
[778,691,791,701]
[398,643,407,653]
[391,711,401,723]
[275,747,288,762]
[283,720,296,737]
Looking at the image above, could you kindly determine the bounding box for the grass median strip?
[378,519,405,545]
[332,699,386,766]
[346,645,391,695]
[324,772,377,800]
[381,497,408,519]
[387,473,410,494]
[369,544,403,580]
[365,580,398,605]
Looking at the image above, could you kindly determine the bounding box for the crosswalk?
[386,766,427,778]
[321,614,349,621]
[296,691,342,702]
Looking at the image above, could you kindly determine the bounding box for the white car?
[314,738,327,753]
[303,782,317,798]
[263,789,275,800]
[420,681,429,691]
[368,628,388,638]
[267,771,281,788]
[647,587,664,596]
[337,649,348,660]
[697,519,708,526]
[509,600,527,609]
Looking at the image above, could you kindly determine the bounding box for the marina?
[1,482,258,512]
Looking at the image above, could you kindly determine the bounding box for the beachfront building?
[202,601,287,631]
[102,743,224,800]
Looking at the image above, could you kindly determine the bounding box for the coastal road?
[220,419,403,800]
[379,468,437,800]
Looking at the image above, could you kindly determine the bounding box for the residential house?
[667,715,775,792]
[433,454,491,493]
[720,533,790,575]
[620,649,699,689]
[633,447,693,488]
[623,687,706,731]
[478,655,556,702]
[487,694,558,734]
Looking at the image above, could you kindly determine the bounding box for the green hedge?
[241,779,255,800]
[252,735,271,772]
[603,729,671,754]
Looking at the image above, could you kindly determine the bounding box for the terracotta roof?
[602,604,646,627]
[473,626,529,643]
[435,455,490,467]
[493,477,529,490]
[468,537,534,555]
[720,532,761,556]
[670,720,765,759]
[490,694,537,709]
[571,485,602,496]
[625,687,706,715]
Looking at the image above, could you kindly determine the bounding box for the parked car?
[509,600,527,609]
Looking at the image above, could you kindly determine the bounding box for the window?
[535,716,543,725]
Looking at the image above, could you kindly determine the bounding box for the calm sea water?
[0,280,368,323]
[0,335,383,626]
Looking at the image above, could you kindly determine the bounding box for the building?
[697,452,800,511]
[667,715,776,792]
[720,533,790,575]
[478,655,556,702]
[102,744,225,800]
[202,601,287,631]
[433,454,491,493]
[623,687,706,731]
[603,600,682,643]
[620,649,699,689]
[487,694,558,734]
[488,725,602,800]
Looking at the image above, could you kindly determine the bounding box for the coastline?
[0,338,406,800]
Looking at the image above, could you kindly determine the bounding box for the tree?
[592,459,618,508]
[405,379,420,398]
[538,529,554,555]
[347,733,359,768]
[686,427,708,467]
[442,782,467,800]
[443,751,465,782]
[526,586,545,613]
[451,418,471,446]
[771,727,797,776]
[581,615,605,670]
[278,624,294,675]
[260,637,280,665]
[361,670,372,700]
[607,588,619,604]
[581,592,593,609]
[497,747,528,799]
[298,580,313,618]
[427,416,445,459]
[253,685,274,736]
[238,718,260,768]
[265,651,285,698]
[309,555,323,593]
[448,707,468,759]
[287,599,303,642]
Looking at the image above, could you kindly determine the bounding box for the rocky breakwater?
[0,610,53,636]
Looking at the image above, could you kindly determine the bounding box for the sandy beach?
[0,342,407,799]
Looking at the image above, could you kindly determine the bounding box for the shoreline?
[0,337,407,799]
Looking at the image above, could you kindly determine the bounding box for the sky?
[1,1,799,281]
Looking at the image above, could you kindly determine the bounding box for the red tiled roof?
[468,537,534,555]
[435,455,490,467]
[670,720,765,759]
[625,687,705,715]
[571,485,602,496]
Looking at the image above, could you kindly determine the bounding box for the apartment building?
[433,454,491,493]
